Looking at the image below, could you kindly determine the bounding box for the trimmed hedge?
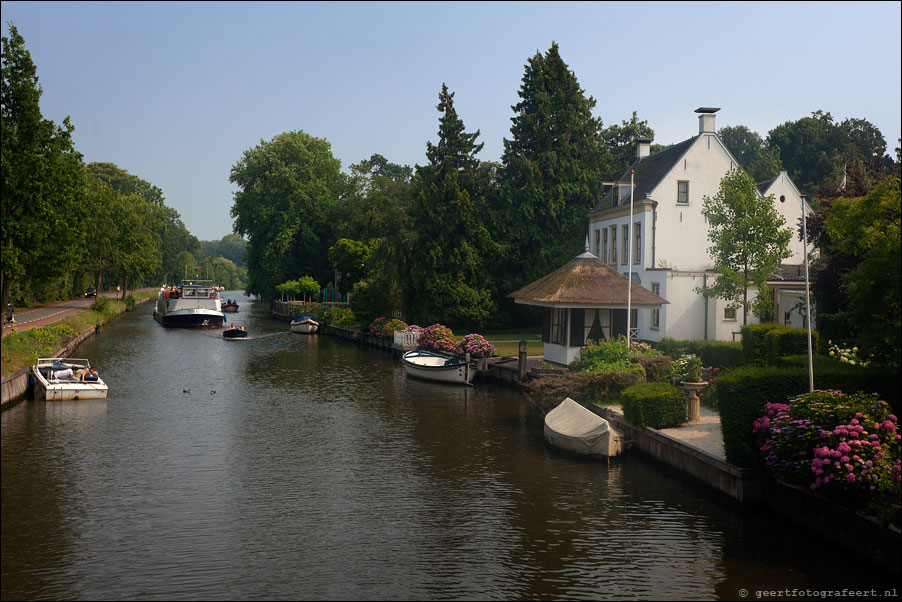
[621,382,687,429]
[764,326,818,364]
[740,323,782,365]
[655,338,743,369]
[716,365,901,468]
[631,355,671,382]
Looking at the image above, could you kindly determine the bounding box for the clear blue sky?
[3,1,900,241]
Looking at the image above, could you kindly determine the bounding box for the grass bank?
[0,292,156,378]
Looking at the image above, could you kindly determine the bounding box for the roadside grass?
[1,292,156,378]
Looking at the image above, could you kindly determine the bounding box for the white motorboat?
[32,358,108,401]
[290,313,319,334]
[153,280,224,329]
[401,349,474,386]
[544,397,624,457]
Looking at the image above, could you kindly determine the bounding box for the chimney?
[695,107,720,134]
[636,137,653,160]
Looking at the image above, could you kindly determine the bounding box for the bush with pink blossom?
[367,317,408,338]
[753,390,900,520]
[456,333,494,359]
[416,324,457,354]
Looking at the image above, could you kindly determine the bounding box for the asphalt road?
[2,289,155,338]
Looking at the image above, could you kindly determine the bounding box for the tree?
[718,125,765,170]
[328,238,376,289]
[498,42,609,300]
[602,111,655,179]
[810,178,900,367]
[230,130,343,297]
[697,168,793,324]
[404,84,497,328]
[1,24,84,312]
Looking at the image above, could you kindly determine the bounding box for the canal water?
[1,294,895,601]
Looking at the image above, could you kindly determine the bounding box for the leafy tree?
[602,111,655,179]
[498,42,609,301]
[810,178,900,367]
[198,233,246,267]
[405,84,497,328]
[230,130,343,297]
[697,168,793,325]
[719,125,765,170]
[1,24,84,311]
[328,238,376,289]
[357,153,412,183]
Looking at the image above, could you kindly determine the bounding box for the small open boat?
[290,313,319,334]
[544,397,624,458]
[222,300,239,313]
[401,349,474,386]
[32,358,108,401]
[223,325,248,339]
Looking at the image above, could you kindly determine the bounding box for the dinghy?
[544,397,624,457]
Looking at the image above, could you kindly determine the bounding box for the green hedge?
[655,338,743,368]
[631,355,671,382]
[764,326,818,364]
[716,365,901,468]
[740,323,782,365]
[621,382,687,429]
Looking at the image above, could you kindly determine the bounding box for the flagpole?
[801,194,814,392]
[626,169,634,346]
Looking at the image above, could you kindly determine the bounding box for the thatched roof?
[508,251,669,307]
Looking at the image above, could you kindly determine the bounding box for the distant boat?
[290,313,319,334]
[223,325,248,339]
[32,358,108,401]
[401,349,474,386]
[222,300,239,313]
[544,397,625,458]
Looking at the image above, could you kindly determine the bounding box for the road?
[2,289,156,338]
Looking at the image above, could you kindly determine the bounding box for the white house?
[587,107,814,342]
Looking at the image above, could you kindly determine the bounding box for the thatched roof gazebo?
[509,249,668,366]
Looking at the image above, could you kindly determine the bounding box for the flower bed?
[753,390,900,522]
[417,324,457,354]
[456,333,494,359]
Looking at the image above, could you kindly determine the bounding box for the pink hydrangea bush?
[367,317,408,338]
[753,390,900,517]
[417,324,457,353]
[456,333,494,359]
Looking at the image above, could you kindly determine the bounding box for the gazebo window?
[551,308,567,345]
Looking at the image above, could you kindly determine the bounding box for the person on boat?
[75,367,99,382]
[230,323,236,329]
[53,367,74,380]
[239,325,245,331]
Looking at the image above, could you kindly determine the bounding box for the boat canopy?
[544,397,623,456]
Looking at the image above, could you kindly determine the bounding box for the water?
[1,294,895,600]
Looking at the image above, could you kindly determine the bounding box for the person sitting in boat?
[74,367,99,382]
[230,323,236,329]
[53,367,74,380]
[239,324,245,331]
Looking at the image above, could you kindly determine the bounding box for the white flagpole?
[626,169,634,345]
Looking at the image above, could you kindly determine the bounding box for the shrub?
[525,371,645,415]
[417,324,456,353]
[741,323,782,365]
[632,355,671,382]
[90,296,111,313]
[368,317,408,338]
[570,338,644,377]
[764,326,818,364]
[124,295,136,311]
[655,338,743,369]
[456,333,494,358]
[753,390,900,520]
[621,382,688,429]
[715,365,902,468]
[315,305,358,327]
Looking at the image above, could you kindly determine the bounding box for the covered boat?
[153,280,224,328]
[401,349,474,386]
[290,313,319,334]
[32,358,108,401]
[544,397,624,457]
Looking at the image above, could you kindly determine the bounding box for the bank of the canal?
[0,291,156,408]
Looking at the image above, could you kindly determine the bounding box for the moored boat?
[401,349,474,386]
[290,313,319,334]
[32,358,108,401]
[153,280,224,328]
[544,397,624,458]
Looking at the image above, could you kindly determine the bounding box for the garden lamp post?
[801,194,814,392]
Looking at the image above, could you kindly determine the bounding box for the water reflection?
[1,293,896,600]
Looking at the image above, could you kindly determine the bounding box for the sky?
[3,1,900,241]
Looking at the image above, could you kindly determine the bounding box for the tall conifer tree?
[497,43,609,299]
[405,84,496,328]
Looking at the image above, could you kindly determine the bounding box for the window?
[594,229,601,257]
[724,307,737,320]
[651,283,660,329]
[610,227,617,264]
[551,308,567,345]
[678,181,689,204]
[621,225,629,265]
[602,228,609,263]
[634,222,641,264]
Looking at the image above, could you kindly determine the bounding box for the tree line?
[230,41,898,341]
[2,24,246,311]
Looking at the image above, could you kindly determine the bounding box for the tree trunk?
[1,278,11,321]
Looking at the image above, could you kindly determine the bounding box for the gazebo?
[508,249,668,366]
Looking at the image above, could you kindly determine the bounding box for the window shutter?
[542,308,551,343]
[569,309,585,346]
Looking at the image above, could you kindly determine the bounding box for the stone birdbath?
[680,381,706,422]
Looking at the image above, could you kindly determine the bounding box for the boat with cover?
[290,313,319,334]
[223,325,248,339]
[401,349,474,386]
[32,358,108,401]
[153,280,224,328]
[544,397,624,458]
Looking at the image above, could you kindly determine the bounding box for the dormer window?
[677,181,689,204]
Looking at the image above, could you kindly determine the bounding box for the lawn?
[479,328,542,357]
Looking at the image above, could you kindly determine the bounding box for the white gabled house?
[587,107,814,343]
